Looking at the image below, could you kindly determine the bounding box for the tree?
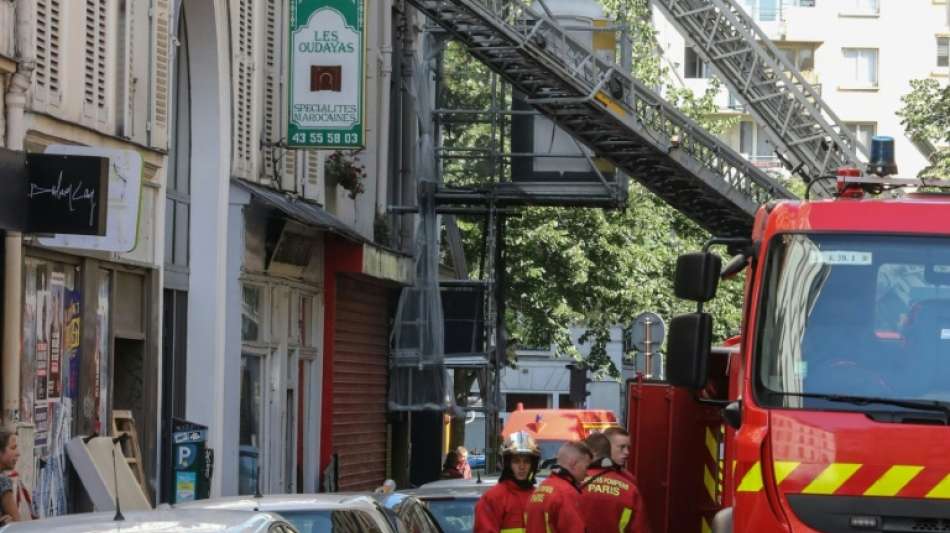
[898,79,950,179]
[440,0,745,385]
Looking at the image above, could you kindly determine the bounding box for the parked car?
[174,494,398,533]
[0,509,296,532]
[403,477,499,533]
[372,492,444,533]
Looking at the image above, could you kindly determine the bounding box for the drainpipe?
[3,0,35,427]
[375,0,393,222]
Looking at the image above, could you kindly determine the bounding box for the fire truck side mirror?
[666,312,712,389]
[674,253,721,302]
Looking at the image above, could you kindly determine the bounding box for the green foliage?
[898,79,950,179]
[441,0,748,376]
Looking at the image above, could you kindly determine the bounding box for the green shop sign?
[288,0,365,148]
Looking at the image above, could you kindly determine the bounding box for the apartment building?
[654,0,950,178]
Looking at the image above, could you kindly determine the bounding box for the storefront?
[18,246,159,515]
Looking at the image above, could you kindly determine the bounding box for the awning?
[234,178,414,285]
[233,178,366,244]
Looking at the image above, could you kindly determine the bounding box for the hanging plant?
[325,150,367,199]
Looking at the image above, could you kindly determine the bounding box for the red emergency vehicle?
[627,146,950,532]
[502,405,620,462]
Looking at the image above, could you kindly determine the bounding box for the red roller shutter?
[332,275,389,491]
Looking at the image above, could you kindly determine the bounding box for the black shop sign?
[0,148,109,235]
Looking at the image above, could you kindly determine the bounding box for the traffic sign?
[628,312,666,354]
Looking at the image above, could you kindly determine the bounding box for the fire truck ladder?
[406,0,795,237]
[652,0,868,197]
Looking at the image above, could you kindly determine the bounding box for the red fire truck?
[627,140,950,532]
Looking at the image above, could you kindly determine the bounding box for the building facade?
[1,0,418,512]
[654,0,950,178]
[1,0,170,514]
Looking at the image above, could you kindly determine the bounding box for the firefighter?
[581,428,650,533]
[524,441,592,533]
[474,432,539,533]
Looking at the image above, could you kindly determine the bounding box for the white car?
[0,508,296,532]
[174,494,400,533]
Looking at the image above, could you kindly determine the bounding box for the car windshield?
[423,498,477,533]
[278,510,384,533]
[756,234,950,408]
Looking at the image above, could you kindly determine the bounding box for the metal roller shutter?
[332,276,389,491]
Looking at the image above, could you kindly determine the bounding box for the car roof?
[406,477,501,499]
[0,509,290,532]
[173,493,382,514]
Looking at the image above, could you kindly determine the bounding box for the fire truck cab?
[635,142,950,532]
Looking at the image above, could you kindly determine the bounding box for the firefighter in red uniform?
[524,441,592,533]
[474,432,540,533]
[581,428,650,533]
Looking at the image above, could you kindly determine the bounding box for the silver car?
[175,494,399,533]
[0,508,296,532]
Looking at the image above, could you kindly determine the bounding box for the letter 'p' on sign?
[311,65,342,92]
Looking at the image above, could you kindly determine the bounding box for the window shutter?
[150,0,172,149]
[231,0,260,179]
[261,0,281,184]
[303,150,321,201]
[124,0,150,143]
[33,0,63,112]
[82,0,111,130]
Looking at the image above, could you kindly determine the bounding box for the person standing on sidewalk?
[581,429,650,533]
[525,441,592,533]
[474,432,540,533]
[0,430,31,525]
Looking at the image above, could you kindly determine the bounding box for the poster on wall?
[64,289,81,400]
[287,0,366,148]
[48,271,64,400]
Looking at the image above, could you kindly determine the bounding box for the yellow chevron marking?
[926,473,950,499]
[864,465,924,497]
[704,465,717,502]
[737,461,763,492]
[802,463,862,495]
[705,427,718,462]
[773,461,801,485]
[701,518,712,533]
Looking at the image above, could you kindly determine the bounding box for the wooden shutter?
[231,0,259,179]
[150,0,172,149]
[33,0,63,113]
[82,0,111,130]
[302,150,321,201]
[124,0,149,143]
[262,0,281,183]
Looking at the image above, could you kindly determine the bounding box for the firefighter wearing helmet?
[474,432,540,533]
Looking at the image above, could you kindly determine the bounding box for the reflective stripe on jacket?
[474,479,533,533]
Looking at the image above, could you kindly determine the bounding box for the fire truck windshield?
[755,233,950,410]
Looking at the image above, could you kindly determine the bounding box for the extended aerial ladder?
[652,0,868,197]
[406,0,795,238]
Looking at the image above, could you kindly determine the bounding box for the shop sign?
[288,0,365,148]
[0,147,109,235]
[38,145,143,253]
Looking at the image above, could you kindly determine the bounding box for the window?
[844,122,876,154]
[684,47,710,78]
[842,48,878,87]
[755,234,950,408]
[741,0,780,21]
[939,37,949,68]
[505,393,550,411]
[841,0,878,14]
[739,121,775,163]
[777,46,815,72]
[165,12,191,291]
[242,285,263,342]
[238,352,263,495]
